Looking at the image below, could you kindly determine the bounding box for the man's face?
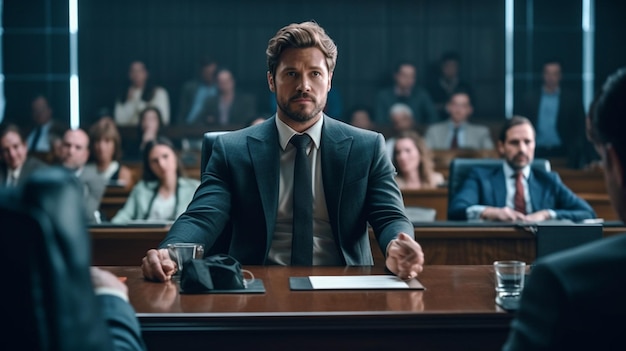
[129,61,148,87]
[594,142,626,222]
[32,97,52,125]
[390,111,414,133]
[441,60,459,80]
[201,63,217,84]
[542,63,562,90]
[446,93,473,124]
[62,129,90,169]
[395,64,416,91]
[0,131,27,170]
[268,47,332,126]
[498,123,535,170]
[217,70,235,95]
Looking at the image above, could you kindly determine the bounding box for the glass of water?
[493,260,526,299]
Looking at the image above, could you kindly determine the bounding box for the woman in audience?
[111,136,199,223]
[86,116,134,188]
[114,60,170,126]
[392,130,445,189]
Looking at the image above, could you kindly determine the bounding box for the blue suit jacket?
[502,233,626,350]
[161,115,413,265]
[448,166,596,222]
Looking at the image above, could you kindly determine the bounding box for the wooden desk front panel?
[103,265,512,351]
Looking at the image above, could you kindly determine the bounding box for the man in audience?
[501,67,626,350]
[448,115,595,222]
[518,58,586,168]
[26,94,65,154]
[175,56,219,125]
[61,128,106,223]
[0,123,47,187]
[384,103,417,160]
[197,67,257,127]
[375,61,438,128]
[426,51,474,120]
[424,90,493,150]
[141,20,424,282]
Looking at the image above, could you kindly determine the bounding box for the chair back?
[201,131,231,172]
[447,158,552,208]
[1,167,114,351]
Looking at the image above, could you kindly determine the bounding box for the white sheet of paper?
[308,275,418,290]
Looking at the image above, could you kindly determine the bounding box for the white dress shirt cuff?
[94,287,129,302]
[466,205,487,220]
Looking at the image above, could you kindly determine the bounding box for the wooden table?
[102,265,513,351]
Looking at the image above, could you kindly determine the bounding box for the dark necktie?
[290,134,313,266]
[29,126,42,151]
[514,172,526,214]
[450,127,459,149]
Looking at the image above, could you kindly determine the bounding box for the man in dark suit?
[61,128,106,223]
[142,21,424,282]
[518,59,586,168]
[501,68,626,350]
[374,61,438,128]
[448,115,595,222]
[0,123,46,187]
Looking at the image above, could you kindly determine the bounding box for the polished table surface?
[102,265,513,351]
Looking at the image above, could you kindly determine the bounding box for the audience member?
[85,117,134,188]
[448,115,595,222]
[112,137,200,223]
[197,67,257,127]
[61,128,107,223]
[426,51,474,120]
[25,94,65,154]
[114,60,170,126]
[392,130,444,189]
[384,103,418,160]
[501,67,626,351]
[424,90,494,150]
[375,60,438,128]
[140,20,423,282]
[0,123,47,187]
[345,105,376,131]
[175,56,219,125]
[518,58,586,168]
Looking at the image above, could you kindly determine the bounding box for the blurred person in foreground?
[501,67,626,350]
[141,20,423,282]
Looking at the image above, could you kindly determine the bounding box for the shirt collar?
[503,162,530,179]
[275,114,324,151]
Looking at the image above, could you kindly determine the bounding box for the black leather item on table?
[180,254,246,293]
[289,134,313,266]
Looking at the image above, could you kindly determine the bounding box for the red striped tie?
[514,172,526,214]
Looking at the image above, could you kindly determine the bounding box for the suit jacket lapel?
[527,170,543,212]
[248,120,280,245]
[320,118,352,237]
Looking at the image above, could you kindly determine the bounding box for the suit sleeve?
[366,133,414,252]
[448,169,483,220]
[548,173,596,222]
[502,262,567,351]
[159,136,231,250]
[98,294,147,351]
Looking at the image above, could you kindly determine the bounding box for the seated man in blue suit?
[501,67,626,350]
[141,21,424,282]
[448,115,595,222]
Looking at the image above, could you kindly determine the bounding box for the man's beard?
[276,93,326,123]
